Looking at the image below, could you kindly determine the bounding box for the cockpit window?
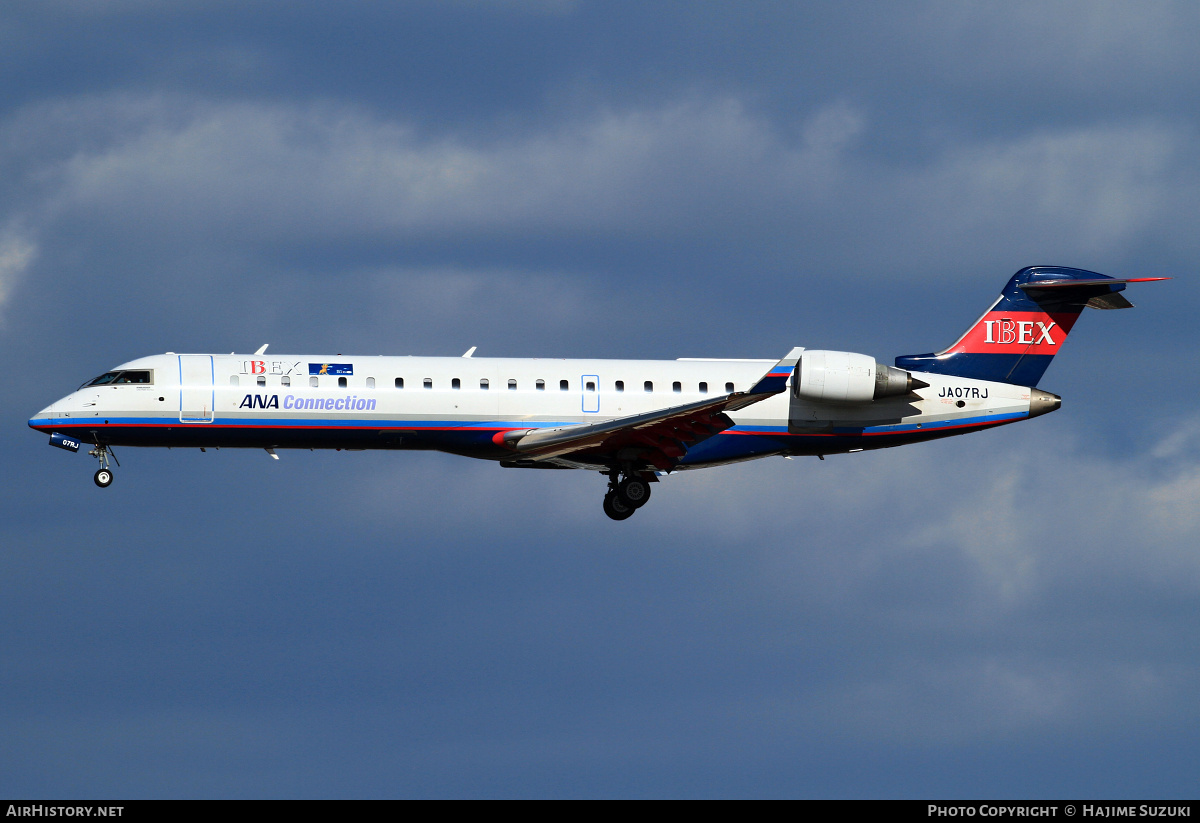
[86,371,121,388]
[85,371,122,387]
[82,370,152,388]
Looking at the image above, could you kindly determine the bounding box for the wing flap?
[506,394,733,456]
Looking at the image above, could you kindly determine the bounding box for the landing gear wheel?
[88,444,118,486]
[617,477,651,508]
[603,492,635,521]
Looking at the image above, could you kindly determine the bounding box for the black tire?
[94,468,113,488]
[603,491,635,521]
[617,477,651,508]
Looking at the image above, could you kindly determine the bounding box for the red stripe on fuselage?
[723,417,1020,437]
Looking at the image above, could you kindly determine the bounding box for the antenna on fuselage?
[462,346,477,358]
[254,344,269,355]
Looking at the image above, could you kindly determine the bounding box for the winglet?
[747,347,803,395]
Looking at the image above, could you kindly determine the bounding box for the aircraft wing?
[498,348,802,470]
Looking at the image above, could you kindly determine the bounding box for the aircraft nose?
[29,403,56,430]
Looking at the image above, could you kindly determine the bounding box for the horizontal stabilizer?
[1017,277,1169,290]
[1086,292,1134,310]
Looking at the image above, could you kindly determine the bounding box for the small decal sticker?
[309,363,353,376]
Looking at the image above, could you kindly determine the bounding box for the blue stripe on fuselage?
[32,410,1027,464]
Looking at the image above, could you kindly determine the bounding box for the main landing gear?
[89,444,118,488]
[602,469,652,521]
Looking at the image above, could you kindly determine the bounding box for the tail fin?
[895,266,1168,386]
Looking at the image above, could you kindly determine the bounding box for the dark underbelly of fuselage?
[43,421,510,459]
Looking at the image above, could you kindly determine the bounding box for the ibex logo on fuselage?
[983,318,1056,345]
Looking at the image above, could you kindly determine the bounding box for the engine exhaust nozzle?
[874,364,924,399]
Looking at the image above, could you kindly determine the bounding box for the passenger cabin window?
[281,376,291,387]
[699,381,708,394]
[725,382,734,392]
[508,379,517,391]
[452,378,461,390]
[257,375,266,387]
[480,378,489,390]
[644,381,653,392]
[395,377,404,389]
[366,377,374,389]
[672,381,681,393]
[615,380,624,392]
[310,376,318,387]
[230,375,239,386]
[338,377,347,388]
[423,378,432,389]
[559,380,569,391]
[536,379,545,391]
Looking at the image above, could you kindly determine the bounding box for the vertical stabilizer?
[895,266,1165,386]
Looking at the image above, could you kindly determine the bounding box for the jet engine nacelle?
[793,350,922,403]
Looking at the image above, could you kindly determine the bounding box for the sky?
[1,0,1197,798]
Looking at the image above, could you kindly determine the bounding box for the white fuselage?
[31,351,1043,470]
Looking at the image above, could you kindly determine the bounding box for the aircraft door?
[179,355,215,423]
[582,374,599,413]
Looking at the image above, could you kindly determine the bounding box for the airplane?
[29,266,1166,520]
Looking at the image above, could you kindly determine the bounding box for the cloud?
[2,5,1198,795]
[290,408,1200,748]
[0,92,1187,296]
[909,126,1179,257]
[32,95,799,242]
[810,655,1182,747]
[913,1,1200,89]
[0,228,37,319]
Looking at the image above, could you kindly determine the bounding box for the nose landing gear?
[88,444,118,488]
[601,469,653,520]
